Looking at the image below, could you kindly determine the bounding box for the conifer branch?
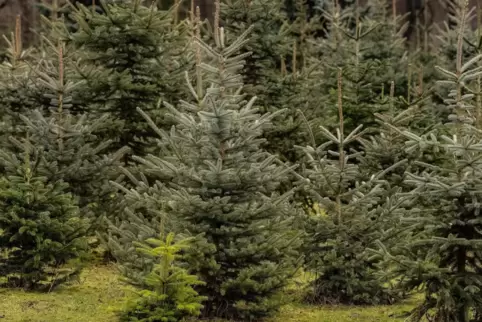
[174,0,180,25]
[337,68,344,145]
[296,109,316,148]
[407,63,412,104]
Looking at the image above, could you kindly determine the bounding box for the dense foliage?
[0,147,89,290]
[1,0,482,321]
[119,232,205,322]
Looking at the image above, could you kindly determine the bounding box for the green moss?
[0,264,419,321]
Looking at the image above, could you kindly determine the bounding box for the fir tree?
[0,16,45,141]
[299,70,406,304]
[435,0,479,70]
[261,64,321,163]
[308,0,408,135]
[434,1,481,127]
[220,0,291,101]
[119,232,205,322]
[111,20,303,319]
[105,173,173,286]
[220,0,325,167]
[373,2,482,320]
[60,0,192,157]
[2,41,128,232]
[104,4,203,284]
[0,141,89,290]
[358,82,442,189]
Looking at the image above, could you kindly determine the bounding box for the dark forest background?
[0,0,479,49]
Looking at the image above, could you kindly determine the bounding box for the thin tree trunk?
[194,0,214,25]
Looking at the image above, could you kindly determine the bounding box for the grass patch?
[0,264,133,322]
[0,264,418,321]
[267,301,415,322]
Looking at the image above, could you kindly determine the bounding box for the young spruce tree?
[3,41,128,232]
[299,70,406,305]
[0,16,45,141]
[220,0,311,164]
[309,0,408,135]
[0,140,89,290]
[62,0,192,158]
[111,16,303,320]
[373,2,482,320]
[119,232,205,322]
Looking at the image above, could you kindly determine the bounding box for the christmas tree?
[308,0,409,135]
[373,2,482,320]
[105,4,203,284]
[119,232,205,322]
[109,13,303,319]
[435,0,479,70]
[298,70,406,304]
[105,173,173,286]
[220,0,322,164]
[0,16,44,141]
[1,40,128,232]
[59,0,192,158]
[358,81,441,189]
[220,0,291,100]
[0,139,89,290]
[433,0,481,127]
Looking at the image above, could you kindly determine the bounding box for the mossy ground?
[0,264,419,322]
[0,264,132,322]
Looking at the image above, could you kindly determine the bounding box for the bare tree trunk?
[194,0,214,24]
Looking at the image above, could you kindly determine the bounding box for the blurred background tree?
[0,0,479,57]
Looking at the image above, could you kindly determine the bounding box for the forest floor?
[0,264,420,322]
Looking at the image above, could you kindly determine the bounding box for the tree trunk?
[194,0,214,24]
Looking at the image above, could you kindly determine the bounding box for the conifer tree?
[220,0,325,166]
[436,0,479,70]
[0,16,43,141]
[358,82,442,189]
[109,17,303,319]
[373,2,482,320]
[309,0,408,135]
[219,0,293,162]
[220,0,291,100]
[119,232,205,322]
[105,174,172,285]
[433,1,481,126]
[60,0,192,157]
[2,41,128,231]
[299,70,406,304]
[0,140,89,290]
[105,5,203,284]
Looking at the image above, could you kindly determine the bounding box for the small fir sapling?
[119,232,205,322]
